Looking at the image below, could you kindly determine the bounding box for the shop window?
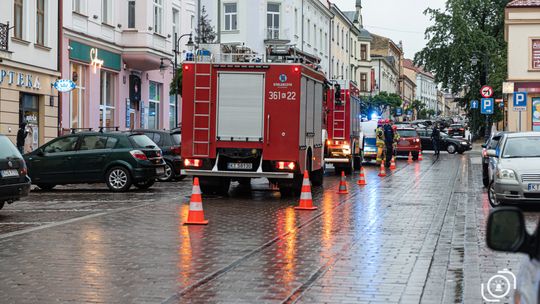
[70,63,86,129]
[169,95,176,130]
[149,81,161,129]
[100,71,115,128]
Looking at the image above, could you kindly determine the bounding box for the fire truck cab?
[181,60,327,195]
[324,80,362,174]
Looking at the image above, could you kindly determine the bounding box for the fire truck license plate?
[228,163,253,170]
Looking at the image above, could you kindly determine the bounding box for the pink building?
[60,0,197,133]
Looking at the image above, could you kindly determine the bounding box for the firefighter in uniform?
[376,120,386,164]
[383,119,395,167]
[392,125,400,159]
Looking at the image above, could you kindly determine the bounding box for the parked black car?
[447,124,466,137]
[416,128,472,154]
[482,132,504,187]
[0,135,31,209]
[24,131,166,192]
[133,129,184,181]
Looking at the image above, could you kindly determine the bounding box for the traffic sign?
[396,108,402,116]
[513,92,527,111]
[481,85,494,98]
[481,98,494,115]
[471,100,479,109]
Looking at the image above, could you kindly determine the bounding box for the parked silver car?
[487,132,540,207]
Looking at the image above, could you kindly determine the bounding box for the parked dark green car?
[24,132,166,192]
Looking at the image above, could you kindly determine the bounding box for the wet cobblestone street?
[0,152,535,303]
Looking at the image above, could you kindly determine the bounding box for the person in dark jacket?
[431,124,441,156]
[16,122,28,154]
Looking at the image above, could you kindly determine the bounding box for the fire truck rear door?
[217,73,265,141]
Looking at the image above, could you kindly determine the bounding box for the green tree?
[196,6,216,43]
[169,66,182,96]
[414,0,507,136]
[364,92,403,116]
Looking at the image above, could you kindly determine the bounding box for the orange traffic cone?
[295,171,317,210]
[357,167,367,186]
[407,152,413,163]
[337,171,348,194]
[390,156,396,170]
[184,177,209,225]
[418,151,423,161]
[378,162,387,177]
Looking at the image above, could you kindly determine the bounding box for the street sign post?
[481,98,494,115]
[481,85,494,98]
[471,100,479,109]
[514,92,528,131]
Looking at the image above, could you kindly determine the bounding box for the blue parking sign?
[481,98,494,115]
[471,100,479,109]
[513,92,527,108]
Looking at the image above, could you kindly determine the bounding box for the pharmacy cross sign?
[481,85,494,98]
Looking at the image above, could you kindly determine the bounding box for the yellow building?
[505,0,540,132]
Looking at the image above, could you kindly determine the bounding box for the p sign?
[481,98,494,115]
[513,92,527,109]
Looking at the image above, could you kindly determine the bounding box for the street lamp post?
[172,33,195,128]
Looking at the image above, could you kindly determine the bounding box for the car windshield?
[0,136,23,159]
[130,134,157,148]
[397,130,418,137]
[502,137,540,158]
[172,133,181,145]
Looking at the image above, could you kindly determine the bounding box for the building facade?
[415,70,437,114]
[370,34,402,96]
[344,1,372,95]
[202,0,332,75]
[0,0,60,151]
[505,0,540,132]
[61,0,196,133]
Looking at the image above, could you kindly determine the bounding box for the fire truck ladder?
[192,63,212,157]
[332,93,346,140]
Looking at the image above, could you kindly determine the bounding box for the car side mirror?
[486,149,497,157]
[36,149,44,157]
[481,144,487,148]
[487,207,529,253]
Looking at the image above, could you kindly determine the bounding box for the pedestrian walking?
[431,123,441,156]
[16,122,28,154]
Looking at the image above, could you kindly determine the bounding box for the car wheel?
[157,162,174,182]
[311,168,324,186]
[37,184,56,191]
[176,174,187,181]
[134,180,155,190]
[199,177,230,195]
[447,144,457,154]
[106,166,132,192]
[488,181,502,207]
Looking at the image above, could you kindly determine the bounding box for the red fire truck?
[324,81,362,174]
[180,62,327,195]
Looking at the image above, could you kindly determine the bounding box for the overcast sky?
[331,0,447,59]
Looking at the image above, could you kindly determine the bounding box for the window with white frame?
[307,19,310,44]
[13,0,23,39]
[128,1,135,28]
[153,0,163,34]
[267,3,280,39]
[191,15,195,30]
[294,9,298,38]
[148,82,161,129]
[172,8,179,38]
[313,24,316,48]
[70,63,86,129]
[36,0,45,45]
[224,3,237,31]
[319,29,322,51]
[102,0,112,24]
[73,0,86,14]
[324,33,328,53]
[100,71,115,128]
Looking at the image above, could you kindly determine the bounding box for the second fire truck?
[324,81,363,174]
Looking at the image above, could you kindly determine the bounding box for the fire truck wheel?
[353,155,362,170]
[311,168,324,186]
[278,174,303,197]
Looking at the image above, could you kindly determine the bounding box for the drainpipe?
[57,0,63,136]
[217,0,221,43]
[197,0,201,44]
[301,0,304,52]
